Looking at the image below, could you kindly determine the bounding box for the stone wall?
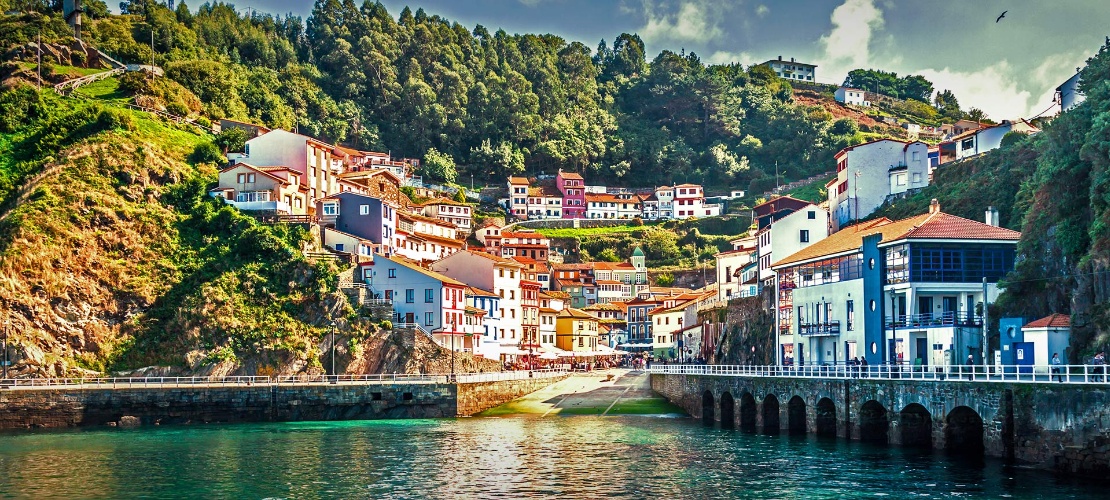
[456,375,567,416]
[651,373,1110,477]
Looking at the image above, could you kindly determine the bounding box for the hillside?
[870,40,1110,358]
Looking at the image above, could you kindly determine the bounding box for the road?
[479,369,685,417]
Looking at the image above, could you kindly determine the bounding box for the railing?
[798,320,841,337]
[648,364,1110,384]
[0,370,569,388]
[53,68,123,94]
[253,214,317,225]
[887,312,982,328]
[0,376,269,388]
[454,368,567,383]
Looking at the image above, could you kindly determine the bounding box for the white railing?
[647,364,1110,384]
[0,369,569,389]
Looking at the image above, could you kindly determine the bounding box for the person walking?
[1093,351,1106,382]
[1051,353,1063,382]
[966,354,974,381]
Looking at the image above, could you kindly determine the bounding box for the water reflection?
[0,417,1102,499]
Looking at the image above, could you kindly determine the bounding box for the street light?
[889,289,897,375]
[329,320,337,380]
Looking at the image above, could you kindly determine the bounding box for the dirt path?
[478,369,685,417]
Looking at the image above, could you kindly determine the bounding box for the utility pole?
[982,277,989,374]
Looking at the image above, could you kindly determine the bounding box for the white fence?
[648,364,1110,384]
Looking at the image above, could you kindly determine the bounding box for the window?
[322,203,339,216]
[425,312,434,326]
[961,138,975,150]
[237,173,244,183]
[384,290,393,300]
[406,289,414,303]
[388,268,397,278]
[247,173,255,183]
[847,300,855,331]
[912,172,922,183]
[334,243,344,252]
[425,289,434,303]
[808,210,816,219]
[510,290,515,300]
[360,204,370,215]
[912,151,920,161]
[800,230,810,243]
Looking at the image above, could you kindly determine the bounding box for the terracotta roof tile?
[898,213,1021,241]
[1024,314,1070,329]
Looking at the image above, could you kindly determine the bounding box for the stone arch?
[816,397,837,437]
[762,394,781,435]
[945,406,984,455]
[787,396,807,435]
[859,400,889,444]
[701,390,715,425]
[899,403,932,448]
[720,392,736,429]
[739,392,757,433]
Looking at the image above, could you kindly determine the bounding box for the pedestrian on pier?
[966,354,974,381]
[1051,353,1063,382]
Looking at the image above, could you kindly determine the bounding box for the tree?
[214,127,248,154]
[967,108,988,123]
[452,188,467,203]
[422,147,457,183]
[655,272,675,286]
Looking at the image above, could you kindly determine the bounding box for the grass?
[534,223,658,238]
[76,76,129,102]
[605,398,685,415]
[788,174,835,203]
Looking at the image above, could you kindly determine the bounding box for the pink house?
[557,170,586,219]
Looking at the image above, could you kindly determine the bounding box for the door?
[942,296,958,324]
[918,297,933,321]
[915,338,928,368]
[1014,342,1034,374]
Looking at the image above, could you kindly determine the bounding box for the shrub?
[166,102,189,117]
[189,141,224,165]
[95,108,135,131]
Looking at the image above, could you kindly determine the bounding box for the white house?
[762,56,817,82]
[757,204,829,290]
[715,235,757,301]
[420,198,473,231]
[363,255,469,351]
[430,250,525,355]
[238,129,340,208]
[672,184,721,218]
[835,87,869,106]
[827,139,931,232]
[586,193,643,219]
[1056,71,1084,112]
[950,119,1041,161]
[1021,314,1072,371]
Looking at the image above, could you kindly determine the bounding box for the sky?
[215,0,1110,120]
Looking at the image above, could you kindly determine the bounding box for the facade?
[210,163,308,215]
[520,280,542,357]
[420,198,472,231]
[556,170,587,219]
[430,250,525,353]
[834,87,869,106]
[752,195,812,230]
[499,230,551,261]
[364,255,468,350]
[585,193,643,219]
[240,129,339,208]
[654,186,674,219]
[555,308,599,354]
[828,139,931,232]
[467,287,502,359]
[1021,314,1072,370]
[772,200,1020,369]
[715,235,757,301]
[508,176,529,219]
[625,296,663,350]
[323,227,382,260]
[395,212,462,263]
[757,204,829,288]
[1055,71,1084,112]
[672,184,721,218]
[762,56,817,82]
[318,192,397,255]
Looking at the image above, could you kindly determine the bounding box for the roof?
[508,176,530,184]
[401,211,459,229]
[752,195,811,213]
[423,197,470,207]
[583,302,620,311]
[558,308,597,320]
[378,255,465,286]
[218,162,292,185]
[457,249,524,268]
[467,286,498,298]
[834,138,909,158]
[1023,314,1071,329]
[632,247,645,257]
[773,207,1020,268]
[558,171,584,180]
[673,183,702,188]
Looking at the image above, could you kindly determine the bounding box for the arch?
[945,406,984,455]
[859,400,889,444]
[899,403,932,448]
[720,392,736,429]
[816,397,837,437]
[762,394,780,435]
[701,390,715,426]
[787,396,807,435]
[739,392,757,433]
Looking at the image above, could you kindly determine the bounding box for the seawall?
[0,376,566,429]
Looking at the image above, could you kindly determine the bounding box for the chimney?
[778,55,782,61]
[791,57,795,62]
[986,206,999,226]
[929,198,940,214]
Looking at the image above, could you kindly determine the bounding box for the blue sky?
[207,0,1110,119]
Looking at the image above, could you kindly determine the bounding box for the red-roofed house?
[771,199,1020,368]
[1021,314,1072,368]
[828,138,931,232]
[210,163,309,215]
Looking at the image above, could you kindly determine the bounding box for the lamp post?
[889,289,897,375]
[329,320,337,379]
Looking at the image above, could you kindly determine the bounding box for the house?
[317,192,398,254]
[771,199,1020,368]
[654,186,674,219]
[1021,314,1072,370]
[555,308,599,354]
[239,129,340,209]
[641,193,660,220]
[672,184,720,218]
[419,198,472,231]
[752,195,812,231]
[210,163,309,215]
[762,56,817,82]
[467,286,502,359]
[514,256,553,290]
[476,222,502,250]
[336,169,409,210]
[499,230,551,261]
[947,119,1041,161]
[757,203,829,290]
[557,170,587,219]
[715,235,757,301]
[624,295,664,351]
[538,292,566,346]
[520,280,542,357]
[585,193,642,219]
[394,212,463,263]
[507,176,530,219]
[649,295,699,358]
[834,87,869,106]
[552,264,599,308]
[430,250,525,356]
[219,118,270,139]
[902,123,921,137]
[1056,71,1085,112]
[363,255,468,351]
[585,302,627,348]
[827,139,931,232]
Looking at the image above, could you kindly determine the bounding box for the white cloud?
[639,1,726,44]
[916,62,1033,120]
[755,4,769,17]
[706,50,754,65]
[819,0,885,78]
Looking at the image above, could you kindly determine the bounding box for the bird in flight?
[996,10,1007,23]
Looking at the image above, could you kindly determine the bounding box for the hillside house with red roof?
[771,199,1020,369]
[828,138,931,232]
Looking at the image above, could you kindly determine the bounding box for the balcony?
[798,320,841,337]
[886,312,982,329]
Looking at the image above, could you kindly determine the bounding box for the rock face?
[3,39,105,71]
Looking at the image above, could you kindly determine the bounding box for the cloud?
[916,62,1033,120]
[755,4,769,17]
[706,50,754,65]
[819,0,885,76]
[639,1,727,44]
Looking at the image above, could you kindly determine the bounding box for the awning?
[499,348,530,356]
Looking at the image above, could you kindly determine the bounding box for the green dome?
[632,246,645,257]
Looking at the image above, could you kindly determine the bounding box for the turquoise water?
[0,416,1100,499]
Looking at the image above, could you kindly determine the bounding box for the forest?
[3,0,924,192]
